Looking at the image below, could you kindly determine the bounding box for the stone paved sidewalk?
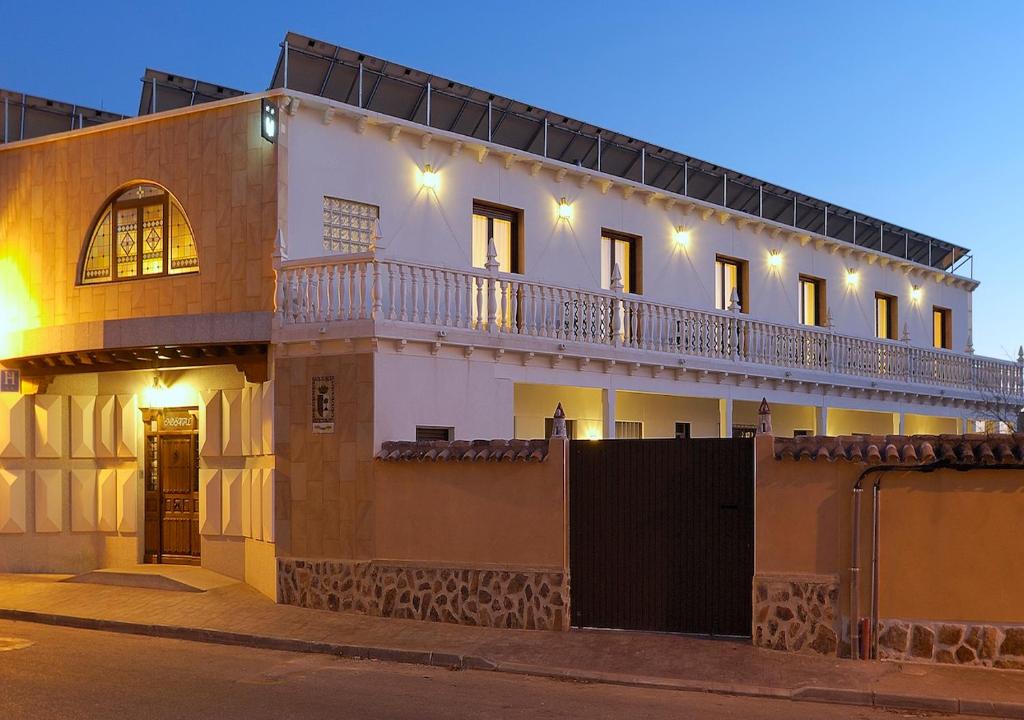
[1,572,1022,715]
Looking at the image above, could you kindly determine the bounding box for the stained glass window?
[80,183,198,284]
[323,196,378,254]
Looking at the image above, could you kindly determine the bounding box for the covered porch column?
[602,388,616,439]
[719,397,733,439]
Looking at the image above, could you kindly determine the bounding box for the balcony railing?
[276,255,1024,400]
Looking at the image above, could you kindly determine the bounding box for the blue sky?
[3,1,1021,358]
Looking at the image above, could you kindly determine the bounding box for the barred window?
[323,196,378,254]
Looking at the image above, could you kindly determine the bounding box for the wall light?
[260,99,278,144]
[845,269,859,286]
[768,250,783,269]
[910,284,922,302]
[557,197,573,220]
[420,164,440,191]
[673,225,691,248]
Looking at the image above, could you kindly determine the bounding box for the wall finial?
[756,397,773,436]
[552,403,567,439]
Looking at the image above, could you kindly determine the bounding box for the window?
[80,183,198,284]
[793,429,812,437]
[472,202,522,273]
[933,306,952,350]
[415,426,453,442]
[600,231,641,293]
[875,293,898,340]
[715,256,747,311]
[732,425,757,439]
[799,276,826,327]
[323,196,379,254]
[544,417,577,439]
[674,422,692,440]
[615,421,643,439]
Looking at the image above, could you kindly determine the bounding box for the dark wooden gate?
[569,438,754,636]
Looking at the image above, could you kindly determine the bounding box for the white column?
[719,397,733,438]
[816,405,829,436]
[602,388,616,439]
[893,412,905,435]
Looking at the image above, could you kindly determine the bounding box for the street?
[0,620,984,719]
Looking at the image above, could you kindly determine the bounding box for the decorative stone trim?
[753,575,840,656]
[878,619,1024,669]
[277,558,569,631]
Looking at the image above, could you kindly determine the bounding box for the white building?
[271,32,1021,442]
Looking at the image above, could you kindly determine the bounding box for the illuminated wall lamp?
[260,99,278,144]
[420,164,440,191]
[557,197,573,220]
[845,269,859,286]
[768,250,783,269]
[673,225,692,247]
[910,285,922,302]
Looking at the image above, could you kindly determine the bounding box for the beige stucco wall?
[616,392,720,438]
[755,434,1024,625]
[827,408,896,436]
[274,351,374,560]
[514,384,602,439]
[904,413,958,435]
[373,439,567,571]
[0,98,277,361]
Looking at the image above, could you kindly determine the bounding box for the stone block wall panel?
[240,387,252,457]
[753,575,840,656]
[221,389,243,456]
[117,468,137,533]
[878,619,1024,669]
[114,394,138,458]
[251,469,263,541]
[94,395,116,458]
[261,381,274,455]
[0,469,26,534]
[96,468,118,532]
[33,394,63,458]
[71,469,98,532]
[34,469,63,533]
[199,390,222,457]
[0,394,28,458]
[221,468,243,536]
[278,558,569,631]
[69,396,96,458]
[241,469,252,538]
[261,468,275,543]
[199,469,222,535]
[249,384,263,456]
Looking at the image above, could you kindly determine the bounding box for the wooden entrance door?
[144,409,199,564]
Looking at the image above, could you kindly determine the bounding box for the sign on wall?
[311,375,335,433]
[0,369,20,393]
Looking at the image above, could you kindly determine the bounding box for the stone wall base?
[878,619,1024,669]
[753,574,841,656]
[277,558,569,631]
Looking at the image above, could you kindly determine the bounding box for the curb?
[2,608,1023,719]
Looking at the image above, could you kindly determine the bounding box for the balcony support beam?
[719,397,733,439]
[602,388,617,439]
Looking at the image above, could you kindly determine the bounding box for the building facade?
[0,34,1021,599]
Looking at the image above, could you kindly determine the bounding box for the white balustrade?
[276,256,1024,398]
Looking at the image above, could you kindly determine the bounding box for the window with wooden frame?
[875,293,898,340]
[472,201,522,273]
[798,275,826,327]
[674,421,692,440]
[600,230,641,294]
[415,426,453,442]
[80,183,198,284]
[715,255,748,312]
[933,306,952,350]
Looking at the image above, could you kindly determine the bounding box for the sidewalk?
[1,571,1022,717]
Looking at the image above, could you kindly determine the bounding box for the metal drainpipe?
[850,478,863,659]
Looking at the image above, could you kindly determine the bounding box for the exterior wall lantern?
[420,164,440,191]
[767,250,783,269]
[557,197,573,221]
[845,269,859,287]
[261,99,278,144]
[910,284,922,303]
[673,225,691,248]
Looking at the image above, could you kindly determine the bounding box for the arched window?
[80,183,198,284]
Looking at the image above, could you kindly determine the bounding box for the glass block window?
[81,183,199,284]
[323,196,378,254]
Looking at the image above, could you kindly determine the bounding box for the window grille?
[323,196,378,254]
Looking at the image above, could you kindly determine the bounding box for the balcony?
[275,255,1024,402]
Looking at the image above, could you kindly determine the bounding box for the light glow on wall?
[845,269,859,287]
[767,250,783,269]
[0,257,40,358]
[419,164,440,191]
[141,373,197,409]
[910,285,922,303]
[557,197,573,221]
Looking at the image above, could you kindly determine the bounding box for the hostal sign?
[312,375,335,433]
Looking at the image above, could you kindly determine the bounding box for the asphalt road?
[0,620,983,719]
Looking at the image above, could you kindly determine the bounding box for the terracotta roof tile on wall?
[774,434,1024,466]
[376,439,550,462]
